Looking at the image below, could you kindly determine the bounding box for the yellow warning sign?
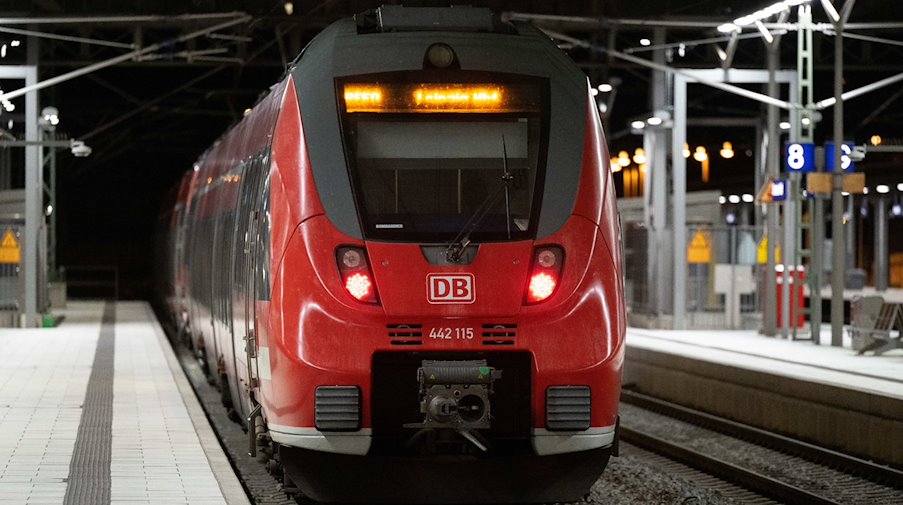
[756,236,781,264]
[687,230,712,264]
[0,229,19,264]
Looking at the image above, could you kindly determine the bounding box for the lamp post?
[38,107,59,282]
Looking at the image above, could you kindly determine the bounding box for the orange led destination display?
[343,83,538,113]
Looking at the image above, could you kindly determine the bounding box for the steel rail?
[621,389,903,489]
[620,426,842,505]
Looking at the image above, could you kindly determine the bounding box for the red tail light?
[525,246,563,304]
[336,246,379,304]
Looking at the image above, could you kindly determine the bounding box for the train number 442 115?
[428,327,474,340]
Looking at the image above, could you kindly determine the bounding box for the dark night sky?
[4,0,902,297]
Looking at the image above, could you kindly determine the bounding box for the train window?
[255,173,272,301]
[338,72,547,242]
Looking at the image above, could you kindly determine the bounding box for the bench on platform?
[847,297,903,356]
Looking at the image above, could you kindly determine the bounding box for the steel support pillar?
[874,197,888,291]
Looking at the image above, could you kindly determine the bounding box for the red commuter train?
[159,6,625,503]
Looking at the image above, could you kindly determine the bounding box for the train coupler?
[404,360,501,438]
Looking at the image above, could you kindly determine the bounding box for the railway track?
[619,389,903,505]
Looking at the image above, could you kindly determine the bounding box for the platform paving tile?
[0,301,244,505]
[0,301,104,505]
[112,302,236,505]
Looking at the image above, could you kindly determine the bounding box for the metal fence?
[624,223,764,329]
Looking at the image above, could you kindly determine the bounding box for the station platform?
[625,325,903,466]
[0,301,250,505]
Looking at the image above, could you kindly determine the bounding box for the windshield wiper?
[445,136,514,263]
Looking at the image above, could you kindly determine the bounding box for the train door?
[230,154,267,422]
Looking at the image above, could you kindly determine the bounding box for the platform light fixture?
[718,0,811,33]
[617,150,631,167]
[693,146,708,162]
[284,1,294,15]
[633,147,646,165]
[742,193,755,203]
[871,135,883,146]
[819,0,840,22]
[876,185,890,194]
[682,143,691,158]
[597,83,613,93]
[728,194,741,204]
[646,116,663,126]
[780,121,791,130]
[639,38,651,46]
[720,141,735,159]
[897,183,903,192]
[719,196,727,204]
[630,120,645,130]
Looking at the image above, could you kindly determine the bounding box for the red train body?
[160,6,625,503]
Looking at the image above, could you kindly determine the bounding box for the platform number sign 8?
[784,142,815,172]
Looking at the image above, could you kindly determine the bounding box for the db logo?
[427,274,475,304]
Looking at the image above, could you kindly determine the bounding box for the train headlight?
[525,246,563,304]
[336,246,380,304]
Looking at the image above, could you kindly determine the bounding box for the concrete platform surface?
[0,300,250,505]
[627,325,903,399]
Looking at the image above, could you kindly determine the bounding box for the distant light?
[677,44,686,57]
[719,196,727,204]
[780,121,791,130]
[10,40,19,47]
[717,23,740,33]
[871,135,883,146]
[693,146,708,162]
[682,143,691,159]
[284,1,294,15]
[597,83,613,93]
[897,183,903,191]
[742,193,754,203]
[755,21,774,43]
[633,147,647,165]
[725,212,737,225]
[720,141,735,159]
[598,102,608,114]
[631,120,646,129]
[841,191,850,197]
[6,120,11,130]
[863,187,869,195]
[617,150,631,167]
[640,38,651,46]
[590,88,599,97]
[1,45,6,58]
[728,194,741,204]
[801,117,811,126]
[243,108,252,116]
[876,184,890,194]
[45,205,53,217]
[820,0,841,22]
[893,204,903,217]
[646,116,663,126]
[610,157,622,173]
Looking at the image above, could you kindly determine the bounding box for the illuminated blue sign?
[784,142,815,172]
[824,141,855,172]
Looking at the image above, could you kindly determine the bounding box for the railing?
[624,224,764,329]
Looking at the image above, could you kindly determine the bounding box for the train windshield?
[338,72,547,242]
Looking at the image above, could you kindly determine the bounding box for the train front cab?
[259,9,625,503]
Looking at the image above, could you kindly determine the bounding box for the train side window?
[255,170,272,301]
